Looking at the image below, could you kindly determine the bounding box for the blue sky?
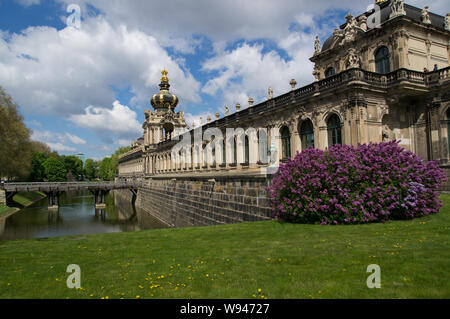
[0,0,448,160]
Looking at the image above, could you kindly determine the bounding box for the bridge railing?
[1,181,141,191]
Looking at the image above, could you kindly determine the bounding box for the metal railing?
[1,181,141,191]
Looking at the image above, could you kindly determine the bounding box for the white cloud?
[0,18,201,117]
[69,100,142,143]
[31,130,86,145]
[65,132,86,145]
[184,111,216,130]
[117,139,131,147]
[46,142,77,153]
[15,0,40,7]
[55,0,449,48]
[201,38,315,107]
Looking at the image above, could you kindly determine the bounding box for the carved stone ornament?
[341,14,358,45]
[314,36,321,54]
[445,13,450,31]
[421,6,431,25]
[312,64,320,81]
[389,0,406,19]
[346,48,360,69]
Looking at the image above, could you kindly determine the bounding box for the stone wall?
[0,190,5,205]
[439,166,450,192]
[135,174,273,228]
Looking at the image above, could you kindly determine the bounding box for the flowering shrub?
[269,140,447,225]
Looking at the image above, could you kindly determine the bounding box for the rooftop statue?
[390,0,406,19]
[314,36,321,54]
[445,13,450,31]
[421,6,431,24]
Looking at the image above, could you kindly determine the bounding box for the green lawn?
[12,191,46,207]
[0,204,16,217]
[0,195,449,299]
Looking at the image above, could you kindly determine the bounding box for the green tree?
[0,86,32,180]
[60,155,84,180]
[28,141,53,182]
[42,157,67,182]
[110,146,131,178]
[99,157,112,181]
[29,152,48,182]
[85,158,99,180]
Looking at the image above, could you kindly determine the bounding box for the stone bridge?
[0,181,140,209]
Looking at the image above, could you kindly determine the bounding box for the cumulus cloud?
[15,0,40,7]
[201,39,315,106]
[69,100,142,143]
[65,132,86,145]
[117,139,132,147]
[0,18,201,117]
[55,0,449,47]
[30,129,86,152]
[45,142,76,152]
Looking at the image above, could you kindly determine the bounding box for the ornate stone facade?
[119,1,450,185]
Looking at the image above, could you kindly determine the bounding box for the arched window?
[325,67,335,78]
[327,114,342,146]
[244,135,249,164]
[280,126,291,160]
[375,46,390,74]
[222,139,226,164]
[258,129,268,164]
[233,137,237,164]
[300,119,315,150]
[447,108,450,156]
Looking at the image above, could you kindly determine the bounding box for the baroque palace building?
[119,0,450,178]
[116,0,450,227]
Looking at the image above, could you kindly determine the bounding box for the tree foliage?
[0,86,32,180]
[60,155,84,181]
[42,157,67,182]
[84,158,99,180]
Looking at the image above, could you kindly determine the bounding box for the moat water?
[0,190,169,241]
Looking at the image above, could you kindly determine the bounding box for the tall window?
[375,46,390,74]
[222,139,226,164]
[300,119,315,149]
[244,135,249,164]
[447,108,450,157]
[327,114,342,146]
[325,67,335,78]
[280,126,291,160]
[233,137,237,164]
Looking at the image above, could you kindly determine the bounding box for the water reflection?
[0,190,168,241]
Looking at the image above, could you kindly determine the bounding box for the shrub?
[268,140,447,225]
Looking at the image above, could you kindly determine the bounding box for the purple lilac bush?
[269,140,447,225]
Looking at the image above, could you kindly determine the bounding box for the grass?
[0,204,17,217]
[0,195,449,299]
[12,191,46,207]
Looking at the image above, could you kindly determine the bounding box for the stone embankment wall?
[439,166,450,192]
[0,190,5,205]
[130,174,273,228]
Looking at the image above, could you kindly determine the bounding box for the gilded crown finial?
[161,69,169,82]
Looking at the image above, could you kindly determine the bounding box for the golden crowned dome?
[150,69,179,111]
